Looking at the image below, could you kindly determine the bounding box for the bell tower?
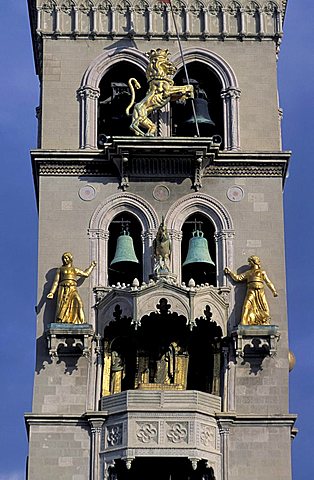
[26,1,296,480]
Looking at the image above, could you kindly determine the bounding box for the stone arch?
[164,192,234,285]
[79,47,149,149]
[88,192,159,285]
[171,48,241,150]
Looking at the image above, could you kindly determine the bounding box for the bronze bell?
[110,230,139,266]
[183,230,215,267]
[184,97,215,127]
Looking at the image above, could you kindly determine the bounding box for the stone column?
[215,231,234,287]
[89,419,105,480]
[170,230,182,283]
[220,87,241,151]
[78,86,100,150]
[218,421,233,480]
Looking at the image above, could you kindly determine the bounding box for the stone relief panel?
[106,423,123,448]
[199,423,216,449]
[166,422,189,444]
[136,421,159,443]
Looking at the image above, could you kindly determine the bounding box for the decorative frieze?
[32,0,284,40]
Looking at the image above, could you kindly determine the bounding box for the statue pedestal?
[231,325,280,358]
[46,323,94,359]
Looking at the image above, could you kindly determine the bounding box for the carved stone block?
[231,325,280,358]
[46,323,94,358]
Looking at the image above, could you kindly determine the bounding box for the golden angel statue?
[224,256,278,325]
[47,252,96,324]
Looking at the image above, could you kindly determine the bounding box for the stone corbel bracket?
[231,325,280,358]
[46,323,94,359]
[112,152,129,191]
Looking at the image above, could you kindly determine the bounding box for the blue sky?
[0,1,313,478]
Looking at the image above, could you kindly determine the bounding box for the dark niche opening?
[108,212,143,286]
[110,458,216,480]
[102,304,222,397]
[172,62,224,145]
[98,62,147,143]
[181,213,216,286]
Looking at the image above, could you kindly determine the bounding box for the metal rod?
[168,0,200,137]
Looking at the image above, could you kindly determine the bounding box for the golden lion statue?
[126,49,194,137]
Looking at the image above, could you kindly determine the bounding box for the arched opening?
[101,301,222,397]
[172,62,224,144]
[187,313,222,395]
[97,61,147,143]
[181,213,216,286]
[108,212,143,286]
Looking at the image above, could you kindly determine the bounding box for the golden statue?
[47,252,96,324]
[224,256,278,325]
[110,351,125,394]
[153,219,171,272]
[126,48,194,137]
[137,342,189,391]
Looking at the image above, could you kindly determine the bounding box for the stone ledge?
[101,390,221,415]
[231,325,280,358]
[46,323,94,359]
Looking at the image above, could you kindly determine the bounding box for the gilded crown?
[147,48,170,61]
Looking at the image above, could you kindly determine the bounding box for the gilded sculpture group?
[47,251,277,327]
[46,48,278,394]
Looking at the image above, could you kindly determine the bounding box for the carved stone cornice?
[28,0,288,68]
[203,151,291,184]
[31,149,115,203]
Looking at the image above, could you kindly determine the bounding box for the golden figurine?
[153,219,171,273]
[110,351,125,395]
[47,252,96,324]
[126,48,194,137]
[224,256,278,325]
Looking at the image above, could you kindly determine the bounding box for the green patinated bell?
[184,98,215,126]
[183,230,215,267]
[110,230,139,265]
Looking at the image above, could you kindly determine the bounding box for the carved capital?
[77,86,100,101]
[221,87,241,100]
[88,228,108,240]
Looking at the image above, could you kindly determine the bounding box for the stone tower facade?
[26,1,296,479]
